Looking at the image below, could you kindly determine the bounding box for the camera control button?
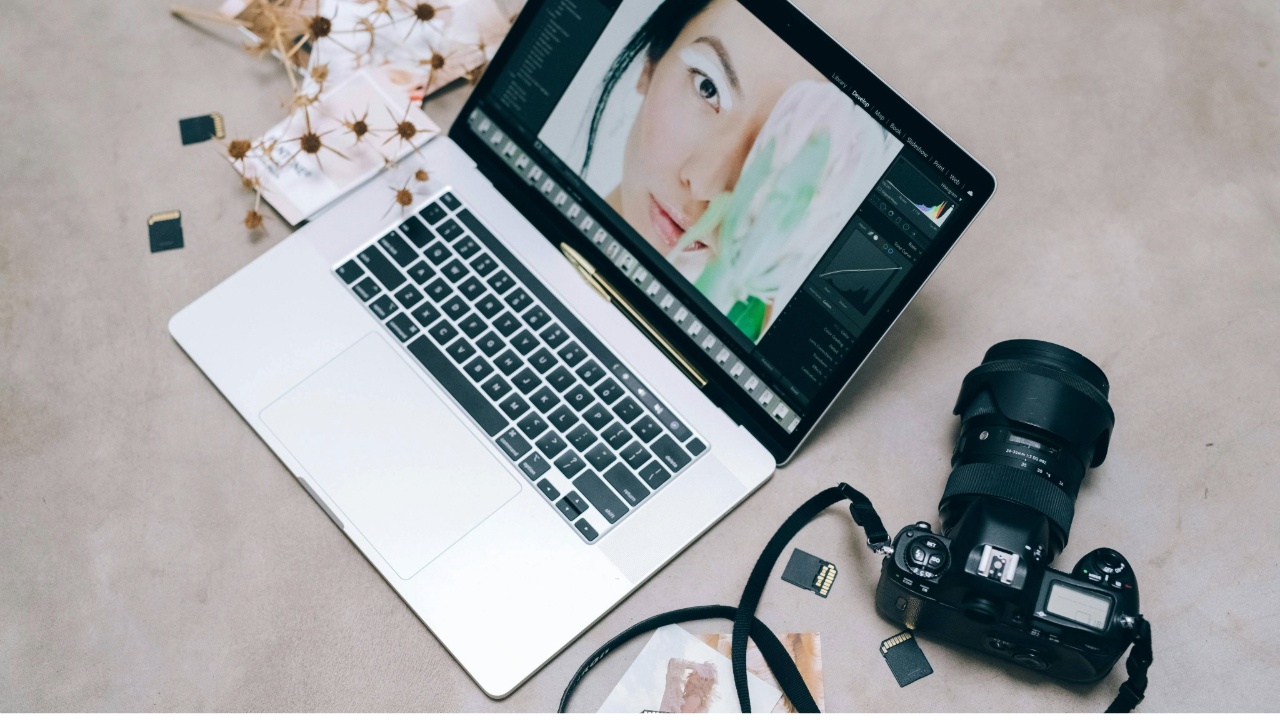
[911,546,927,564]
[926,553,945,569]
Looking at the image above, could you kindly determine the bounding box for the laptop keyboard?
[333,189,709,543]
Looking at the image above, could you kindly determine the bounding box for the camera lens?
[940,340,1115,556]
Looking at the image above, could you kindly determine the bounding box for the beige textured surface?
[2,0,1278,711]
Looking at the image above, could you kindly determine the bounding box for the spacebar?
[406,337,508,436]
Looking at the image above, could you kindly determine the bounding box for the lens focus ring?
[941,463,1076,542]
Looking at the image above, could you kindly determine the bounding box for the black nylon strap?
[1106,617,1152,713]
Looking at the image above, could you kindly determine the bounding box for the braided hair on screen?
[582,0,715,174]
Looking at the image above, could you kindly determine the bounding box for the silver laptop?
[170,0,994,698]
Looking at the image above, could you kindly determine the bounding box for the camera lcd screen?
[1045,582,1113,630]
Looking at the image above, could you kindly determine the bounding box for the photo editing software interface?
[469,0,973,435]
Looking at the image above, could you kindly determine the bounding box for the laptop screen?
[461,0,993,456]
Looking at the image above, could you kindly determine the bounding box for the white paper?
[598,625,783,713]
[240,68,439,225]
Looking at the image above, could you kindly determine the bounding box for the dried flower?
[227,138,254,163]
[310,63,329,84]
[414,169,429,182]
[381,103,425,156]
[341,108,372,143]
[245,209,265,229]
[397,0,452,40]
[283,108,349,169]
[384,179,415,216]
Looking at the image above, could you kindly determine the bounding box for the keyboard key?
[663,415,693,442]
[423,241,452,266]
[481,375,511,401]
[458,313,486,338]
[555,450,586,478]
[407,337,507,436]
[632,416,662,443]
[496,427,531,461]
[573,471,628,524]
[539,323,567,348]
[370,295,397,319]
[394,284,424,309]
[494,350,523,376]
[358,245,407,290]
[442,260,469,283]
[537,478,559,500]
[584,443,616,472]
[545,366,575,392]
[603,464,650,506]
[336,259,362,283]
[582,403,613,430]
[492,312,520,337]
[576,359,605,385]
[407,261,435,284]
[353,276,380,301]
[487,269,515,295]
[547,405,578,432]
[458,276,486,300]
[650,435,691,472]
[520,453,551,481]
[439,192,461,210]
[536,431,567,458]
[378,231,417,267]
[595,378,624,404]
[437,218,463,241]
[620,441,652,469]
[428,320,458,345]
[555,494,583,521]
[470,253,497,277]
[522,305,550,330]
[686,438,707,456]
[506,287,533,312]
[499,393,531,419]
[557,342,587,368]
[441,295,469,320]
[614,397,643,424]
[511,368,540,394]
[420,202,447,225]
[410,301,441,328]
[529,348,557,374]
[510,330,538,355]
[399,216,434,247]
[462,355,493,382]
[476,331,505,357]
[566,424,596,452]
[518,413,548,439]
[454,235,480,259]
[386,313,418,342]
[601,422,633,450]
[424,278,452,302]
[638,460,672,489]
[475,294,503,318]
[446,338,476,363]
[574,518,598,541]
[530,386,559,414]
[564,385,593,411]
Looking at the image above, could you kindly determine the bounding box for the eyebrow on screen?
[693,36,740,91]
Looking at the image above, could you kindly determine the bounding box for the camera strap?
[557,483,1149,713]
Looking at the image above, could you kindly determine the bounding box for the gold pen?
[560,243,707,388]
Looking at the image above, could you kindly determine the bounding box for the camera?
[875,340,1139,682]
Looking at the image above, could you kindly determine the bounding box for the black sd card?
[880,632,933,687]
[148,211,184,252]
[781,548,837,598]
[178,112,225,145]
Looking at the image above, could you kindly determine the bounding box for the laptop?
[170,0,994,698]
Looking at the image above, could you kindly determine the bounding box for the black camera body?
[874,340,1140,682]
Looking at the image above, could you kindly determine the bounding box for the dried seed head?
[395,187,414,207]
[396,120,417,142]
[414,3,436,22]
[415,169,429,182]
[308,14,332,40]
[300,132,323,154]
[241,174,258,190]
[311,63,329,83]
[244,209,264,229]
[352,119,368,138]
[227,139,253,161]
[429,52,446,70]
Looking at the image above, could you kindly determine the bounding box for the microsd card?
[781,548,837,598]
[880,632,933,687]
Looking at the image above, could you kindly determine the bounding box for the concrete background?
[2,0,1278,711]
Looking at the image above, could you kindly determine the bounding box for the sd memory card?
[880,632,933,687]
[781,548,837,598]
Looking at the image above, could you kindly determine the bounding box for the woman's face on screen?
[617,0,818,280]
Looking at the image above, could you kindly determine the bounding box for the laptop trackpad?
[261,333,520,580]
